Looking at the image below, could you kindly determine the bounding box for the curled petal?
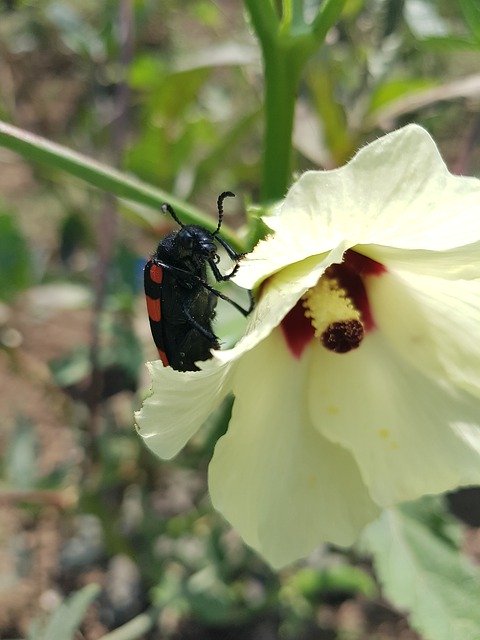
[135,359,233,459]
[234,217,347,289]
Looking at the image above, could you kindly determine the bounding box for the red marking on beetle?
[150,264,163,283]
[158,349,169,366]
[146,296,161,322]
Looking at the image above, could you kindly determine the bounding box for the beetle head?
[176,225,217,260]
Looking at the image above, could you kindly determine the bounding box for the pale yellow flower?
[136,125,480,567]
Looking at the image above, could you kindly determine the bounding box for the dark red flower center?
[280,249,385,359]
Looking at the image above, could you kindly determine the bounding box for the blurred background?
[1,1,480,638]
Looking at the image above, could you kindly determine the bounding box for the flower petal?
[309,332,480,507]
[135,359,232,459]
[368,269,480,398]
[217,242,348,363]
[234,216,346,289]
[209,329,380,568]
[359,241,480,279]
[340,125,480,250]
[236,125,480,289]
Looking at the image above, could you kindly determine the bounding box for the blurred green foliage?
[0,208,32,300]
[1,1,480,639]
[27,584,101,640]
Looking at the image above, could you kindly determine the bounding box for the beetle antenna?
[161,203,184,228]
[215,191,235,234]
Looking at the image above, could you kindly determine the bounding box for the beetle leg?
[215,235,244,262]
[153,259,254,317]
[181,298,218,342]
[198,280,254,317]
[208,257,241,282]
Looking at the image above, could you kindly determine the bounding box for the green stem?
[244,2,303,203]
[261,44,301,201]
[246,0,348,205]
[243,0,279,44]
[311,0,349,41]
[0,120,243,250]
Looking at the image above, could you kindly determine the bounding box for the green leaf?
[306,64,354,166]
[289,564,377,601]
[49,346,91,388]
[50,317,142,391]
[186,566,259,626]
[93,610,158,640]
[45,2,105,58]
[368,78,438,114]
[459,0,480,43]
[5,416,38,490]
[0,209,32,301]
[418,35,479,51]
[366,74,480,127]
[27,583,100,640]
[362,507,480,640]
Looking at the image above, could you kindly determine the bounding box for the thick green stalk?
[243,0,279,44]
[246,0,348,205]
[261,43,301,201]
[244,1,302,202]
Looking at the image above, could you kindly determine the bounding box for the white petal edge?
[235,125,480,288]
[282,125,480,251]
[358,241,480,280]
[338,125,480,250]
[209,328,380,569]
[218,242,349,363]
[234,215,345,289]
[309,331,480,507]
[135,359,233,459]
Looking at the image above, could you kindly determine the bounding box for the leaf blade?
[0,121,242,249]
[362,507,480,640]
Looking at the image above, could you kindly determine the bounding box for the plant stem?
[311,0,349,42]
[261,43,300,201]
[244,1,302,203]
[246,0,348,205]
[0,121,243,250]
[243,0,279,44]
